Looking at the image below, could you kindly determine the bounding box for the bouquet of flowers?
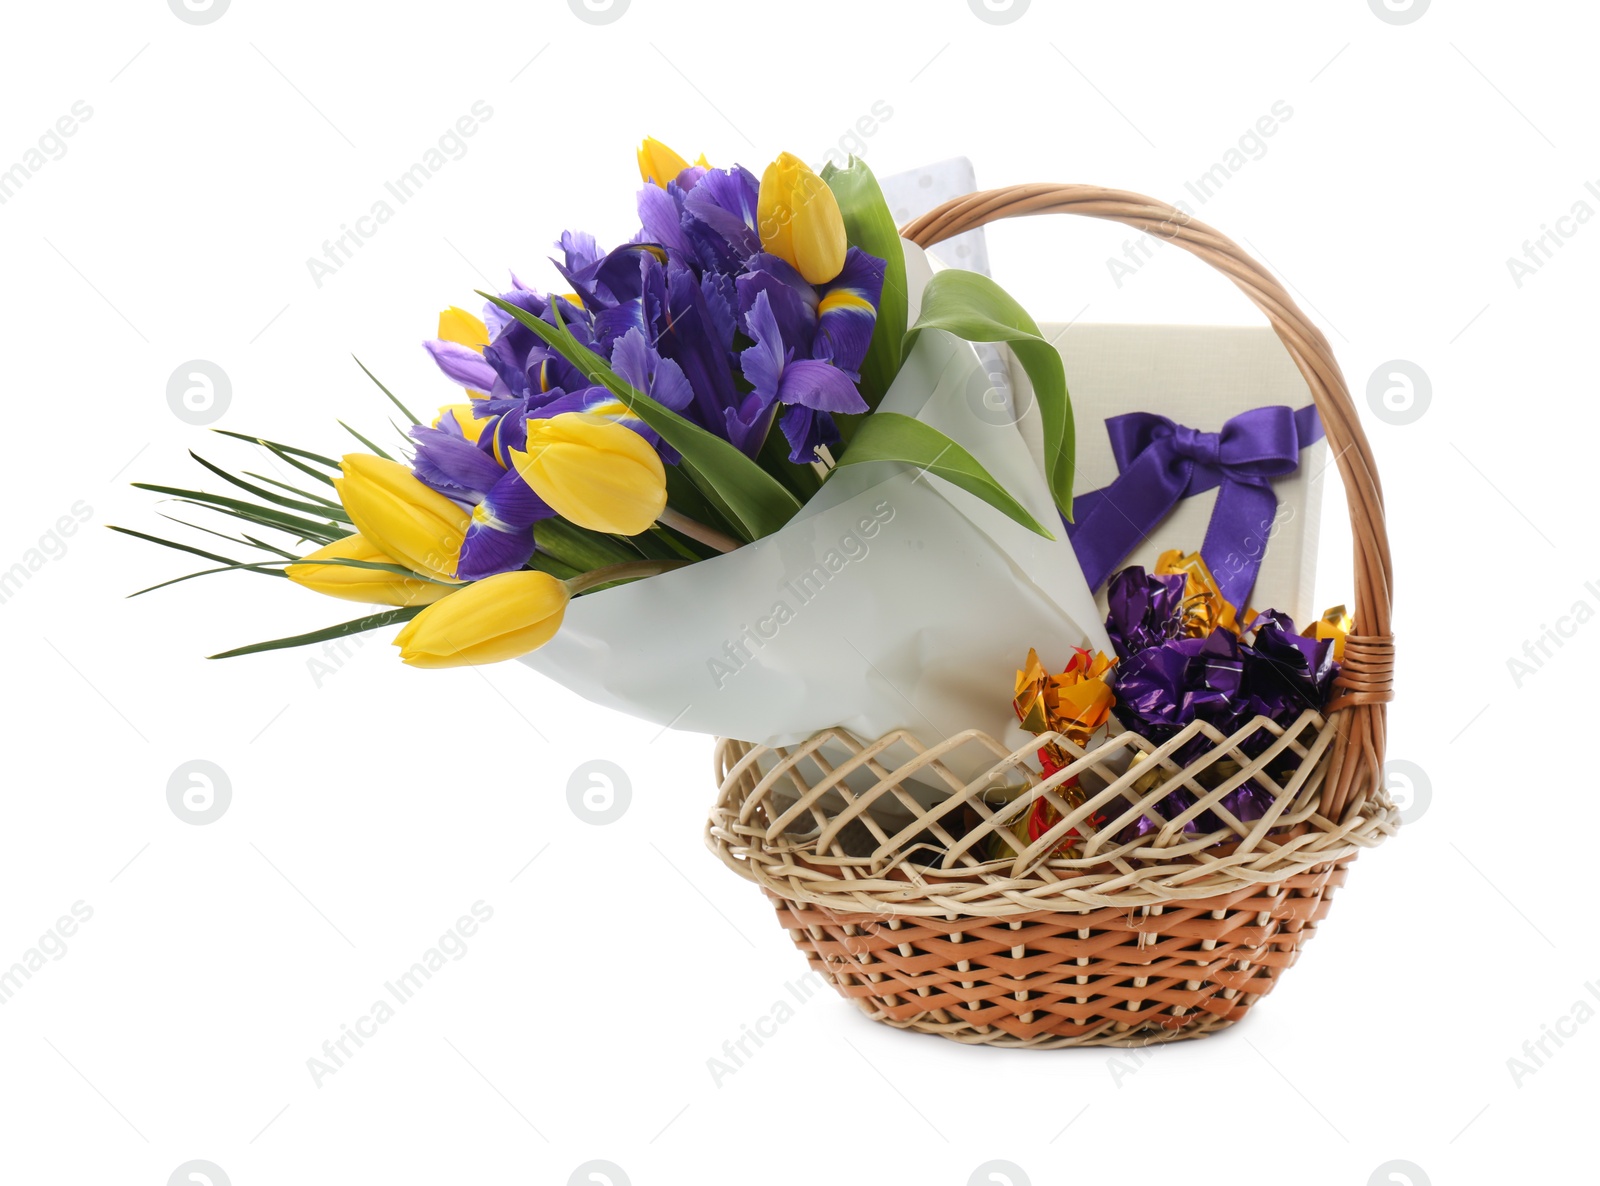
[122,141,1107,751]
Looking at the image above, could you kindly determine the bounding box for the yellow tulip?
[394,571,568,668]
[434,403,488,443]
[637,137,691,188]
[757,152,847,284]
[285,533,451,607]
[438,306,489,350]
[510,413,667,536]
[333,454,469,581]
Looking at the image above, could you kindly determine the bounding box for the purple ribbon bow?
[1066,404,1323,608]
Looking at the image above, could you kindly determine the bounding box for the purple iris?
[408,408,552,581]
[412,162,887,577]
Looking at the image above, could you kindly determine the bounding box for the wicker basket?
[705,185,1398,1049]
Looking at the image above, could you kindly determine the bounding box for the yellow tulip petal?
[637,137,691,188]
[437,306,489,351]
[510,414,666,537]
[757,152,846,285]
[285,533,451,607]
[395,571,569,667]
[334,454,469,581]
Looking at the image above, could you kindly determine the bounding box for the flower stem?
[656,507,742,554]
[564,558,689,596]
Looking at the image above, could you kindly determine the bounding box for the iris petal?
[424,339,498,392]
[776,359,869,414]
[815,248,886,378]
[612,328,693,412]
[409,423,506,501]
[738,290,788,406]
[636,184,692,257]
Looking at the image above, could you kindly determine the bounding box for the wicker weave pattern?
[766,860,1347,1047]
[709,720,1396,914]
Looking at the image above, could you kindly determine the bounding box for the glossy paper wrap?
[518,244,1112,764]
[1105,563,1341,834]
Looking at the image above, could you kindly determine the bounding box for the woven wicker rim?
[709,718,1397,917]
[901,185,1394,822]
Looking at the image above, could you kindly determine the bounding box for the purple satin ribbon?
[1066,404,1323,608]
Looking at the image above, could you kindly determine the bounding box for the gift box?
[1045,321,1328,626]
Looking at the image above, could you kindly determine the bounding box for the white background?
[1,1,1595,1183]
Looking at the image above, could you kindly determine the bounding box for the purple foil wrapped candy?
[1105,567,1187,660]
[1114,628,1247,745]
[1243,609,1338,724]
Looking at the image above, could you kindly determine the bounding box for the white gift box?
[1025,322,1328,627]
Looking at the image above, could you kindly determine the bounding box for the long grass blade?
[210,429,340,469]
[209,607,423,659]
[188,452,352,520]
[107,525,241,567]
[132,484,346,540]
[130,562,288,597]
[242,471,343,508]
[353,356,422,425]
[338,420,394,460]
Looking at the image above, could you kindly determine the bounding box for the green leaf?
[187,452,352,520]
[107,525,245,568]
[821,156,908,410]
[477,292,802,541]
[529,552,582,581]
[902,269,1076,519]
[832,412,1053,538]
[129,561,288,598]
[756,423,823,500]
[241,471,343,508]
[155,515,297,558]
[131,483,346,541]
[211,430,341,473]
[353,356,421,425]
[533,518,636,571]
[338,420,394,460]
[256,443,338,488]
[209,607,423,659]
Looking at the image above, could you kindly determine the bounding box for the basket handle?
[902,185,1393,821]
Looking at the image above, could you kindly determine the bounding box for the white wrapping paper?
[518,243,1111,752]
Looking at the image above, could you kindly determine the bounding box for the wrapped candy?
[1242,609,1338,730]
[1013,647,1116,770]
[1104,567,1186,659]
[1303,604,1353,662]
[1114,628,1247,747]
[1154,549,1243,638]
[1008,647,1117,857]
[1094,552,1348,842]
[1006,550,1347,854]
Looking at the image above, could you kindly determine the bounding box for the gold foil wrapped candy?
[1006,647,1118,859]
[1154,549,1244,637]
[1013,647,1117,761]
[1302,604,1353,661]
